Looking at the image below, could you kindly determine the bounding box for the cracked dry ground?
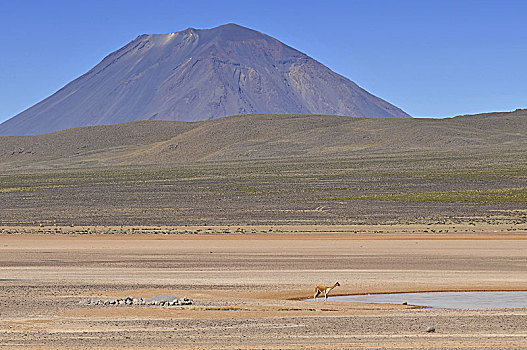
[0,233,526,349]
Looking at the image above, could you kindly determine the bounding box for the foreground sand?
[0,232,526,349]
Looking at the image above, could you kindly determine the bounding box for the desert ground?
[1,112,526,348]
[0,232,526,349]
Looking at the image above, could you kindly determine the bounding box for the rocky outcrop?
[80,296,193,307]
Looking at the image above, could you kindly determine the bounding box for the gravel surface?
[0,233,526,349]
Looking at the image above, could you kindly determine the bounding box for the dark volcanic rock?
[0,23,409,136]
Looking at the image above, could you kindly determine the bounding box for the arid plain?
[1,112,527,349]
[0,233,526,349]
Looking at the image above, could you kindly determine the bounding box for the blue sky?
[1,0,526,123]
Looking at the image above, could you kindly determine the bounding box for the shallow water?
[307,291,527,309]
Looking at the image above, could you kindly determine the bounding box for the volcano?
[0,23,409,136]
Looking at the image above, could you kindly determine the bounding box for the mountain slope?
[0,23,409,136]
[0,110,525,169]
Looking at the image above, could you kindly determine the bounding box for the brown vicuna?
[314,281,340,301]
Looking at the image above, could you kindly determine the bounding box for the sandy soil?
[3,222,527,235]
[0,232,526,349]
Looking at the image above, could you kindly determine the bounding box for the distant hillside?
[0,110,525,169]
[454,108,527,119]
[0,23,409,136]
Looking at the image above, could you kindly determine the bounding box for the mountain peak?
[196,23,266,42]
[216,22,245,29]
[0,24,409,136]
[157,24,259,40]
[208,23,254,32]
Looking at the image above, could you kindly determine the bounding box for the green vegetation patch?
[0,185,70,193]
[319,188,527,204]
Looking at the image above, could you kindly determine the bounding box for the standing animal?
[314,281,340,301]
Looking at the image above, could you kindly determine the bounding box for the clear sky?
[1,0,526,123]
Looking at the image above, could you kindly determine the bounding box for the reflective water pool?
[307,291,527,309]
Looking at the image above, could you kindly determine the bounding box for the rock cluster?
[81,296,193,306]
